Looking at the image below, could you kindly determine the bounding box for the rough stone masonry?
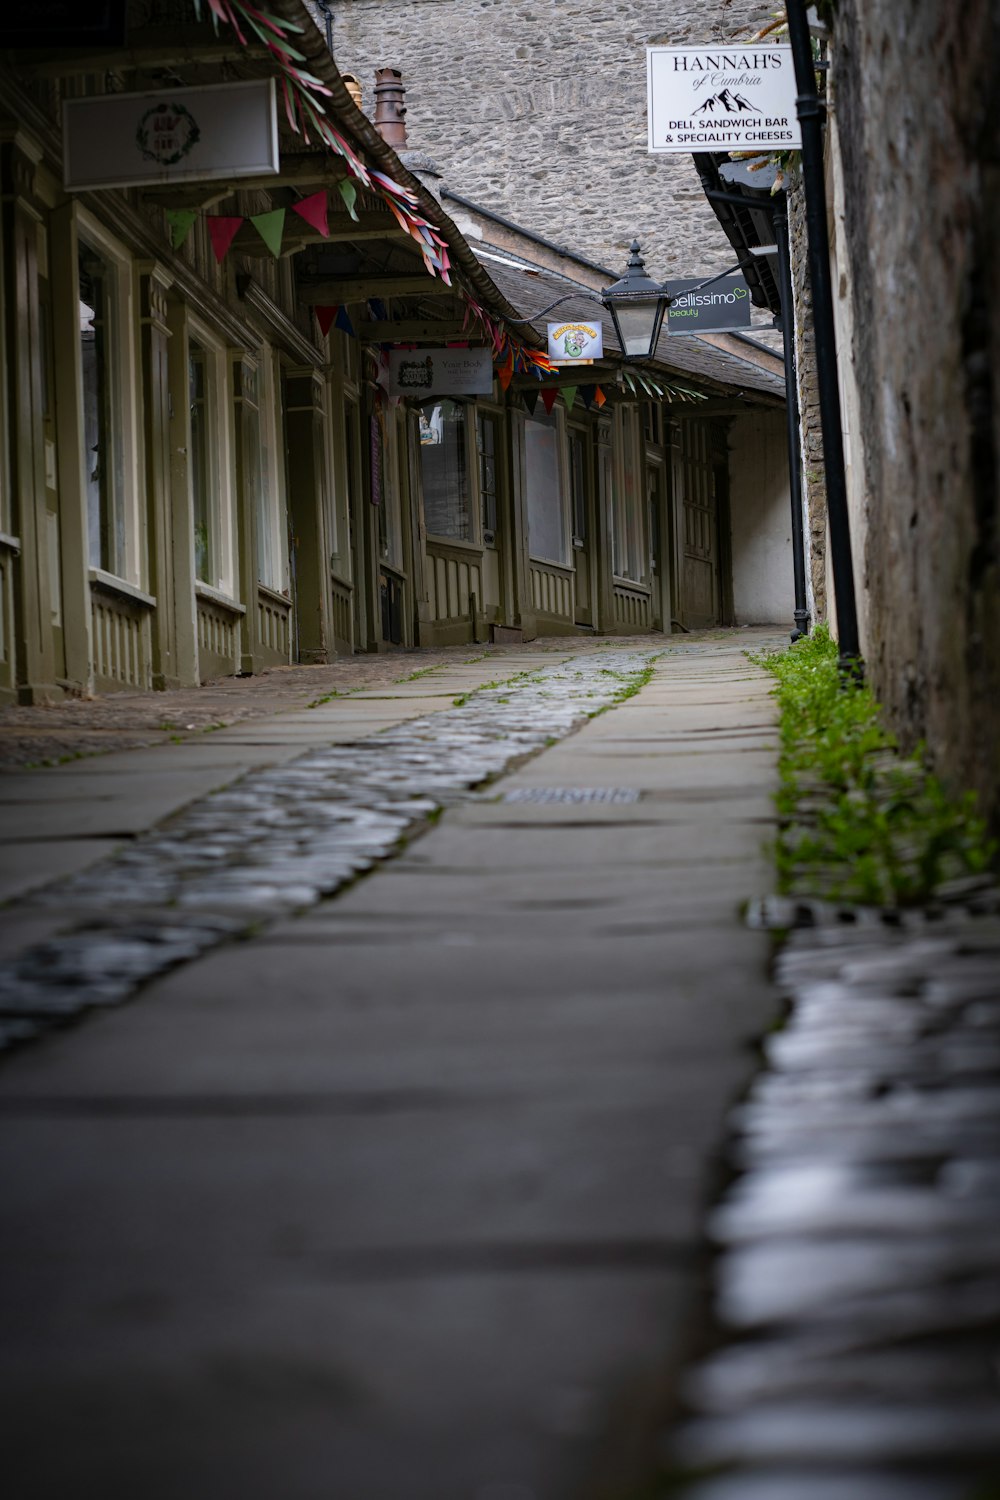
[321,0,775,282]
[830,0,1000,834]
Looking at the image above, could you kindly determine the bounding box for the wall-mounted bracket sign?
[547,320,604,365]
[387,347,493,400]
[666,275,753,334]
[63,79,279,191]
[647,44,801,153]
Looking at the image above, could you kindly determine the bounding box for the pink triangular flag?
[541,387,558,415]
[292,190,330,238]
[207,216,243,263]
[315,306,338,337]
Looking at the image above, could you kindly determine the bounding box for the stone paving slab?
[0,838,124,904]
[391,822,767,870]
[0,1267,686,1500]
[449,800,776,838]
[0,938,773,1101]
[0,1101,716,1258]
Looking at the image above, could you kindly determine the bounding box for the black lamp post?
[601,240,670,361]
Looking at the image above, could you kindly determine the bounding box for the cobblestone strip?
[0,651,656,1052]
[671,893,1000,1500]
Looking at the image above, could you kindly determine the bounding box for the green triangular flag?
[562,385,577,412]
[166,209,197,250]
[338,178,359,222]
[251,208,285,258]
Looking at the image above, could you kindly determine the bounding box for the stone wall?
[830,0,1000,829]
[320,0,774,283]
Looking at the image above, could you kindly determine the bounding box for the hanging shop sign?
[647,44,801,153]
[666,275,753,334]
[547,320,604,365]
[387,347,493,399]
[63,79,279,191]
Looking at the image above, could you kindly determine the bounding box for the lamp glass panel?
[613,302,660,358]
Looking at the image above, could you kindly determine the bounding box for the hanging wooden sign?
[63,79,279,191]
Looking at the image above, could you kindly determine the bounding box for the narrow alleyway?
[0,631,783,1500]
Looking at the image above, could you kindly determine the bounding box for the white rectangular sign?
[647,43,801,153]
[64,79,279,190]
[547,318,604,365]
[388,347,493,400]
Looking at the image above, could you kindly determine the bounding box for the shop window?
[256,352,287,592]
[188,344,213,582]
[478,412,498,545]
[79,244,126,575]
[419,399,471,541]
[612,467,645,582]
[187,330,234,594]
[525,411,568,565]
[373,401,403,571]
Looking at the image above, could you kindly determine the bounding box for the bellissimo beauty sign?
[647,44,801,153]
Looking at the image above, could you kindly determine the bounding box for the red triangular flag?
[206,216,243,263]
[497,363,514,392]
[292,190,330,238]
[541,387,558,415]
[315,306,338,337]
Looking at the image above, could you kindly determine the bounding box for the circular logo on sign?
[136,102,200,167]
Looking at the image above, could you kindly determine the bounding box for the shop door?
[477,411,502,620]
[39,245,66,679]
[678,421,720,628]
[569,429,593,626]
[646,462,663,631]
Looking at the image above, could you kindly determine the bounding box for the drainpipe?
[315,0,333,53]
[772,194,811,641]
[785,0,862,670]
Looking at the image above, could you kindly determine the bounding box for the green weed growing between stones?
[749,625,996,906]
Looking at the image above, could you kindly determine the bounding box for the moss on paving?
[749,625,996,907]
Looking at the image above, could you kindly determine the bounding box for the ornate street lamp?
[601,240,671,361]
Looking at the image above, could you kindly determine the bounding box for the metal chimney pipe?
[373,68,408,148]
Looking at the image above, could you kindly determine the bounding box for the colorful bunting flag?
[250,207,286,258]
[580,385,595,410]
[594,387,607,409]
[315,306,338,337]
[562,386,578,412]
[206,215,243,264]
[522,389,539,416]
[166,208,197,250]
[541,388,558,416]
[291,190,330,238]
[335,305,356,337]
[338,179,359,222]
